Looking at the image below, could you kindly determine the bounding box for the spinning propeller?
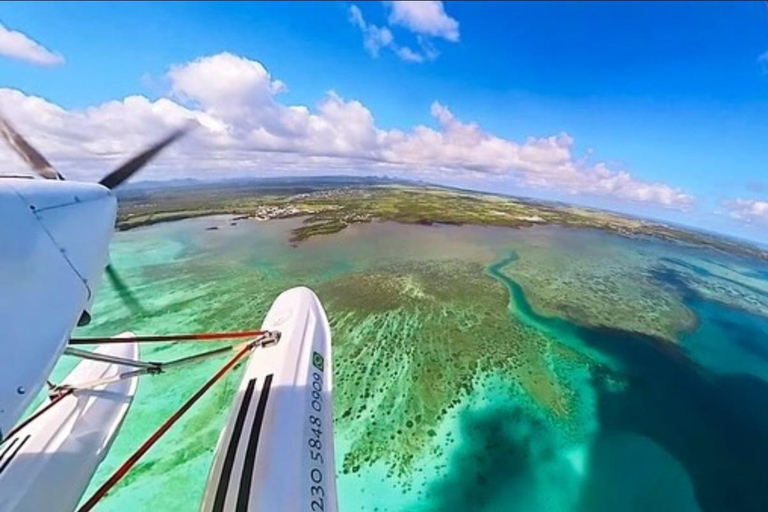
[0,113,190,318]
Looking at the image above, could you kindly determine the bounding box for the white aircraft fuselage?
[0,177,116,439]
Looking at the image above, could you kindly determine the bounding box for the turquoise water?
[483,251,768,511]
[58,217,768,512]
[487,252,619,369]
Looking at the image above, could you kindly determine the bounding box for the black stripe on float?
[212,378,257,512]
[0,437,19,465]
[0,435,30,475]
[236,374,273,512]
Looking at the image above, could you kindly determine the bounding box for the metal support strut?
[77,341,257,512]
[69,329,272,345]
[64,346,161,371]
[60,330,280,392]
[0,330,280,446]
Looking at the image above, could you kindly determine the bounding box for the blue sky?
[1,2,767,242]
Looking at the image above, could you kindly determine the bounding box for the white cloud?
[722,198,768,225]
[416,35,440,61]
[348,3,456,63]
[388,1,460,42]
[395,46,424,63]
[0,53,693,210]
[167,52,286,121]
[349,4,366,29]
[349,5,394,58]
[759,51,768,73]
[349,5,405,61]
[0,23,64,66]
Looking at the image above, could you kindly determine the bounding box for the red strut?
[77,342,254,512]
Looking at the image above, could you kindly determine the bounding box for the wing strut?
[0,331,279,445]
[77,341,255,512]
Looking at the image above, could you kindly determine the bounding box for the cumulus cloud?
[348,2,457,63]
[388,1,460,42]
[167,52,286,122]
[0,23,64,66]
[722,198,768,225]
[0,53,693,209]
[395,45,424,63]
[759,51,768,74]
[349,5,394,58]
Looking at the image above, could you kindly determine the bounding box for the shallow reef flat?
[62,215,768,511]
[319,260,598,484]
[487,227,768,346]
[653,250,768,319]
[505,229,698,343]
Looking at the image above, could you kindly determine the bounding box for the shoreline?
[117,206,768,264]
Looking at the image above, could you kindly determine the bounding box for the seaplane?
[0,115,337,512]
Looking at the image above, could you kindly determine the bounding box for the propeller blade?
[99,127,188,190]
[106,264,147,316]
[0,114,63,180]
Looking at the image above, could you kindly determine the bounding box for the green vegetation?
[118,183,768,261]
[292,217,351,242]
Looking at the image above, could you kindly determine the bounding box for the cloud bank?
[722,198,768,226]
[0,52,693,210]
[0,23,64,66]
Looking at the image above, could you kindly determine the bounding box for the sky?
[0,2,767,242]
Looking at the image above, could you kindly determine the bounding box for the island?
[116,177,768,261]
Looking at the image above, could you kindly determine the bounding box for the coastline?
[116,185,768,262]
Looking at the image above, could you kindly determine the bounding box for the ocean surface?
[59,215,768,512]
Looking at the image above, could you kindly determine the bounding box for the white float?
[0,337,138,512]
[201,286,338,512]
